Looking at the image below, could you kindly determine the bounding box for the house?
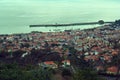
[39,61,57,69]
[96,66,104,71]
[62,60,70,67]
[107,66,119,74]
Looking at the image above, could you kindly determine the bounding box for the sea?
[0,0,120,34]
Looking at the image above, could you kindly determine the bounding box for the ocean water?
[0,0,120,34]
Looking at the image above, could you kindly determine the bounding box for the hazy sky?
[0,0,120,34]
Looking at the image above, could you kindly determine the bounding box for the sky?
[0,0,120,34]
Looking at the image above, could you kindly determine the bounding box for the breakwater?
[29,22,113,27]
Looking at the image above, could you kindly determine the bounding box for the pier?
[29,21,113,27]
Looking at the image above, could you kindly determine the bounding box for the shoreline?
[0,24,103,35]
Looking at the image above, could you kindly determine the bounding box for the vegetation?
[73,69,105,80]
[0,63,53,80]
[98,20,104,25]
[115,19,120,25]
[0,62,107,80]
[107,53,120,80]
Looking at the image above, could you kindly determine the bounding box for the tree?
[98,20,104,25]
[73,68,104,80]
[0,63,53,80]
[115,19,120,25]
[108,53,120,80]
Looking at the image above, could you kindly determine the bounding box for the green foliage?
[73,69,101,80]
[69,47,77,54]
[0,63,53,80]
[31,68,53,80]
[115,19,120,25]
[98,20,104,25]
[0,63,106,80]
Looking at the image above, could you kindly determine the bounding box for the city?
[1,20,120,80]
[1,0,120,79]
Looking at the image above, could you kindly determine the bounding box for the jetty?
[29,21,114,27]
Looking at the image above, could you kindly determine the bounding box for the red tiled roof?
[107,66,118,73]
[44,61,55,65]
[62,60,70,63]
